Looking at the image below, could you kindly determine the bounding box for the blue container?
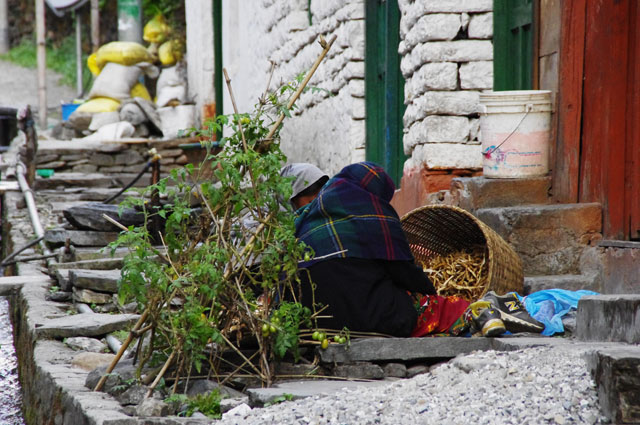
[61,103,81,121]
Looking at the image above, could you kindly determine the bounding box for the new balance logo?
[505,301,519,312]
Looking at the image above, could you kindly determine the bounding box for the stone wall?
[221,0,365,176]
[34,139,197,176]
[393,0,493,215]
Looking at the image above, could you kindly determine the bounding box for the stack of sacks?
[143,14,195,139]
[62,14,194,142]
[67,41,162,141]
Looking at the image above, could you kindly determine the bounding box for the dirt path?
[0,59,77,121]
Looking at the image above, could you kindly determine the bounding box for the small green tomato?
[269,325,277,334]
[312,331,320,341]
[321,338,329,349]
[262,324,269,333]
[339,337,347,344]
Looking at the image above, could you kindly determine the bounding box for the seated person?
[280,163,329,209]
[288,161,436,337]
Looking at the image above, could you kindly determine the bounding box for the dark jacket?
[299,257,436,337]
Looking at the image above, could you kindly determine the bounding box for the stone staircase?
[445,176,604,294]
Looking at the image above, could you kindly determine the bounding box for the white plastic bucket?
[479,90,552,178]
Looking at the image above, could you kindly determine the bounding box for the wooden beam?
[552,0,586,203]
[91,0,100,52]
[36,0,47,128]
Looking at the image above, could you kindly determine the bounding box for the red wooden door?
[556,0,640,240]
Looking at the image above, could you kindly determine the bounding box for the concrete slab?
[585,346,640,424]
[318,337,493,364]
[35,313,139,339]
[246,379,391,407]
[576,295,640,343]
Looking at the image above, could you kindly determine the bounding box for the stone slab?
[72,247,130,261]
[34,172,153,190]
[0,275,44,295]
[73,287,114,304]
[35,313,139,339]
[246,379,391,407]
[524,274,600,295]
[450,176,551,211]
[318,337,493,363]
[576,295,640,343]
[45,229,120,247]
[70,269,121,293]
[476,203,602,275]
[585,347,640,424]
[50,258,123,272]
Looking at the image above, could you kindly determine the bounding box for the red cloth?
[411,294,470,337]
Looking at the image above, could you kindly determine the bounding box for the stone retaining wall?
[34,139,197,176]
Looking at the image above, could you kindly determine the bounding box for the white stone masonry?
[400,0,494,173]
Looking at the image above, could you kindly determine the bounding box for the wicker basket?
[401,205,523,297]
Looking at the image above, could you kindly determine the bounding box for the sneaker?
[466,301,506,337]
[481,291,544,334]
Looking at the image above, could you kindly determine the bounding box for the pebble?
[217,346,608,425]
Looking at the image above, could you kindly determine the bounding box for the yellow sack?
[95,41,152,69]
[158,39,184,66]
[87,53,101,76]
[130,83,152,101]
[143,14,171,44]
[76,97,121,113]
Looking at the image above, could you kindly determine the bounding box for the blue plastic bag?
[517,289,599,336]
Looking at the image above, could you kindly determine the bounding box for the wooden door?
[556,0,640,240]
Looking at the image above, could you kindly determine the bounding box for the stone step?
[585,347,640,424]
[70,269,121,293]
[576,295,640,344]
[475,203,602,275]
[318,337,492,364]
[44,228,119,247]
[524,274,600,294]
[50,258,124,273]
[451,176,551,211]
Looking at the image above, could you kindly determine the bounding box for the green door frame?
[493,0,534,90]
[213,0,223,132]
[365,0,406,186]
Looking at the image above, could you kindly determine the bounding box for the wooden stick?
[94,309,150,391]
[146,350,177,398]
[102,214,129,232]
[265,34,337,141]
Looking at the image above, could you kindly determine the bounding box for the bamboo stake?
[146,350,177,398]
[94,309,150,391]
[265,34,336,141]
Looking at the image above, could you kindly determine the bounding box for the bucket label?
[481,130,549,177]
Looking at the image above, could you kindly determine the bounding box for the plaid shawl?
[295,162,414,265]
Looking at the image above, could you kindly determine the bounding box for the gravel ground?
[0,59,76,122]
[0,298,25,425]
[219,346,608,425]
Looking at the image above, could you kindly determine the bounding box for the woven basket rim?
[401,204,523,298]
[401,205,494,293]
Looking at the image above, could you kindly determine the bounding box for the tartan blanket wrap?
[294,162,414,265]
